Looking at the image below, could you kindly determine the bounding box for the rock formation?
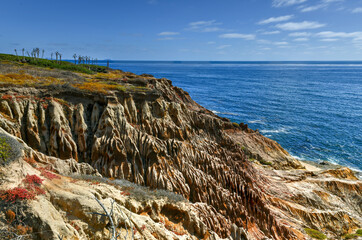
[0,63,361,239]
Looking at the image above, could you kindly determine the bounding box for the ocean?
[98,61,362,171]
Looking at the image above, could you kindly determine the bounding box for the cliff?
[0,59,361,240]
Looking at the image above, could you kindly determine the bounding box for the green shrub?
[356,229,362,235]
[259,159,272,166]
[232,122,239,128]
[344,234,359,239]
[304,228,327,240]
[0,53,107,74]
[0,136,10,162]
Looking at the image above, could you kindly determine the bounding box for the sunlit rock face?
[0,70,361,240]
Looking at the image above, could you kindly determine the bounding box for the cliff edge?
[0,58,361,240]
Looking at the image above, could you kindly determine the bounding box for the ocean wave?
[211,110,239,116]
[260,127,290,134]
[248,120,265,124]
[291,155,362,177]
[187,74,222,78]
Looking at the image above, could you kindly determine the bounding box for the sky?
[1,0,362,61]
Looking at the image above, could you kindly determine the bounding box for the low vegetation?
[0,134,22,165]
[0,54,153,95]
[0,53,107,74]
[259,159,273,166]
[343,229,362,239]
[0,174,45,203]
[0,136,10,163]
[304,228,327,240]
[70,174,186,203]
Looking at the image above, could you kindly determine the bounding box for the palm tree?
[51,52,54,60]
[14,49,19,61]
[22,48,25,61]
[73,54,77,64]
[55,51,59,64]
[59,53,62,64]
[42,50,45,58]
[35,48,40,58]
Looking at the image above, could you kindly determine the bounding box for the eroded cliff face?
[0,69,361,240]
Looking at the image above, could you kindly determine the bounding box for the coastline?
[0,58,361,239]
[300,159,362,179]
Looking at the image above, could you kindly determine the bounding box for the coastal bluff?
[0,59,361,240]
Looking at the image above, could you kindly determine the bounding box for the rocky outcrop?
[0,68,361,240]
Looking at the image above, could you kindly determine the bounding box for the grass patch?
[0,53,107,74]
[70,174,187,203]
[0,136,10,162]
[0,133,23,165]
[344,234,360,239]
[304,228,327,240]
[0,54,151,95]
[259,159,273,166]
[344,229,362,239]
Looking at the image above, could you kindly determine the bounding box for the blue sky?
[1,0,362,60]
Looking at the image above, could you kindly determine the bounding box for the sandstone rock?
[0,70,361,240]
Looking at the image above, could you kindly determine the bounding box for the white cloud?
[352,7,362,13]
[320,38,338,42]
[202,27,223,32]
[258,15,294,24]
[276,21,326,31]
[316,31,362,38]
[316,31,362,48]
[293,37,309,41]
[157,37,177,40]
[300,4,325,12]
[187,20,223,32]
[299,0,344,12]
[274,41,289,45]
[189,20,217,27]
[322,0,344,3]
[257,39,272,44]
[158,32,180,36]
[219,33,255,40]
[272,0,307,7]
[216,45,232,49]
[261,31,281,35]
[289,32,311,37]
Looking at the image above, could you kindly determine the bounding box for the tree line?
[14,48,98,65]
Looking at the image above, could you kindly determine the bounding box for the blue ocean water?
[99,61,362,171]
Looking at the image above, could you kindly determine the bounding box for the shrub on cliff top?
[0,53,108,74]
[0,174,45,202]
[0,187,36,202]
[0,133,23,165]
[344,229,362,239]
[0,136,10,162]
[304,228,327,240]
[23,174,44,185]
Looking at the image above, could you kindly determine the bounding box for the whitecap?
[211,110,239,116]
[248,120,265,124]
[260,127,290,134]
